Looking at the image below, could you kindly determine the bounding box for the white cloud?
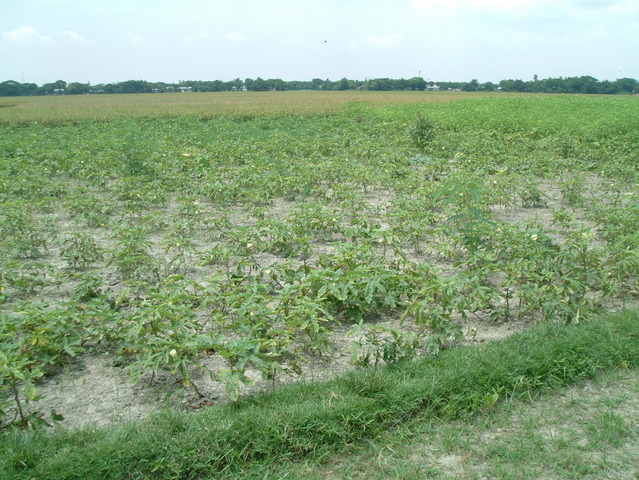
[412,0,538,8]
[225,32,249,43]
[186,32,213,44]
[412,0,635,13]
[571,0,621,8]
[63,30,95,46]
[467,0,542,9]
[127,34,145,46]
[284,36,310,48]
[2,26,53,44]
[345,40,360,53]
[411,0,555,16]
[366,33,403,48]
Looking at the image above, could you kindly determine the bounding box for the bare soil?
[28,317,529,430]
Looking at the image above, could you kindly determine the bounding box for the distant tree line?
[0,75,637,96]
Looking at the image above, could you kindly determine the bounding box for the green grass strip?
[2,309,639,479]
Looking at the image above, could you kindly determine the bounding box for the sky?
[1,0,638,86]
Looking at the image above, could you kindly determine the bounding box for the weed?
[408,112,437,150]
[59,232,103,269]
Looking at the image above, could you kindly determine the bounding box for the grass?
[2,309,638,479]
[290,367,639,479]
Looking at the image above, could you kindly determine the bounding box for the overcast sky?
[2,0,638,85]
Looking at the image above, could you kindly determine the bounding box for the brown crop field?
[0,90,504,122]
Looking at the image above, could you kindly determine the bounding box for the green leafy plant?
[408,112,437,150]
[311,247,411,322]
[106,224,158,281]
[348,321,419,367]
[0,300,99,428]
[558,173,587,207]
[114,276,212,396]
[0,205,49,259]
[0,348,52,429]
[275,280,334,354]
[519,178,548,208]
[64,190,114,227]
[402,268,468,354]
[59,232,103,269]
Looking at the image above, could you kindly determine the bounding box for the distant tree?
[367,78,394,91]
[250,77,269,91]
[597,80,619,95]
[66,82,90,95]
[478,81,497,91]
[225,78,244,91]
[615,77,638,93]
[22,82,39,95]
[530,78,547,93]
[561,76,597,94]
[100,83,118,94]
[191,80,225,92]
[267,78,286,91]
[462,79,479,91]
[563,77,581,93]
[336,77,350,90]
[285,80,309,90]
[151,82,176,92]
[580,76,599,94]
[407,77,426,90]
[499,79,528,92]
[437,81,464,91]
[0,80,22,96]
[543,77,565,93]
[0,81,39,96]
[118,80,152,94]
[393,78,408,90]
[1,74,638,97]
[40,80,67,95]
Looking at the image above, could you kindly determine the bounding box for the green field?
[1,91,639,476]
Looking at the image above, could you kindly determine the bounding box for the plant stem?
[11,380,27,428]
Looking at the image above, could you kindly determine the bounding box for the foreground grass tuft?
[2,309,638,479]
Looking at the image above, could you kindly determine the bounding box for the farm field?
[0,90,497,123]
[1,91,639,434]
